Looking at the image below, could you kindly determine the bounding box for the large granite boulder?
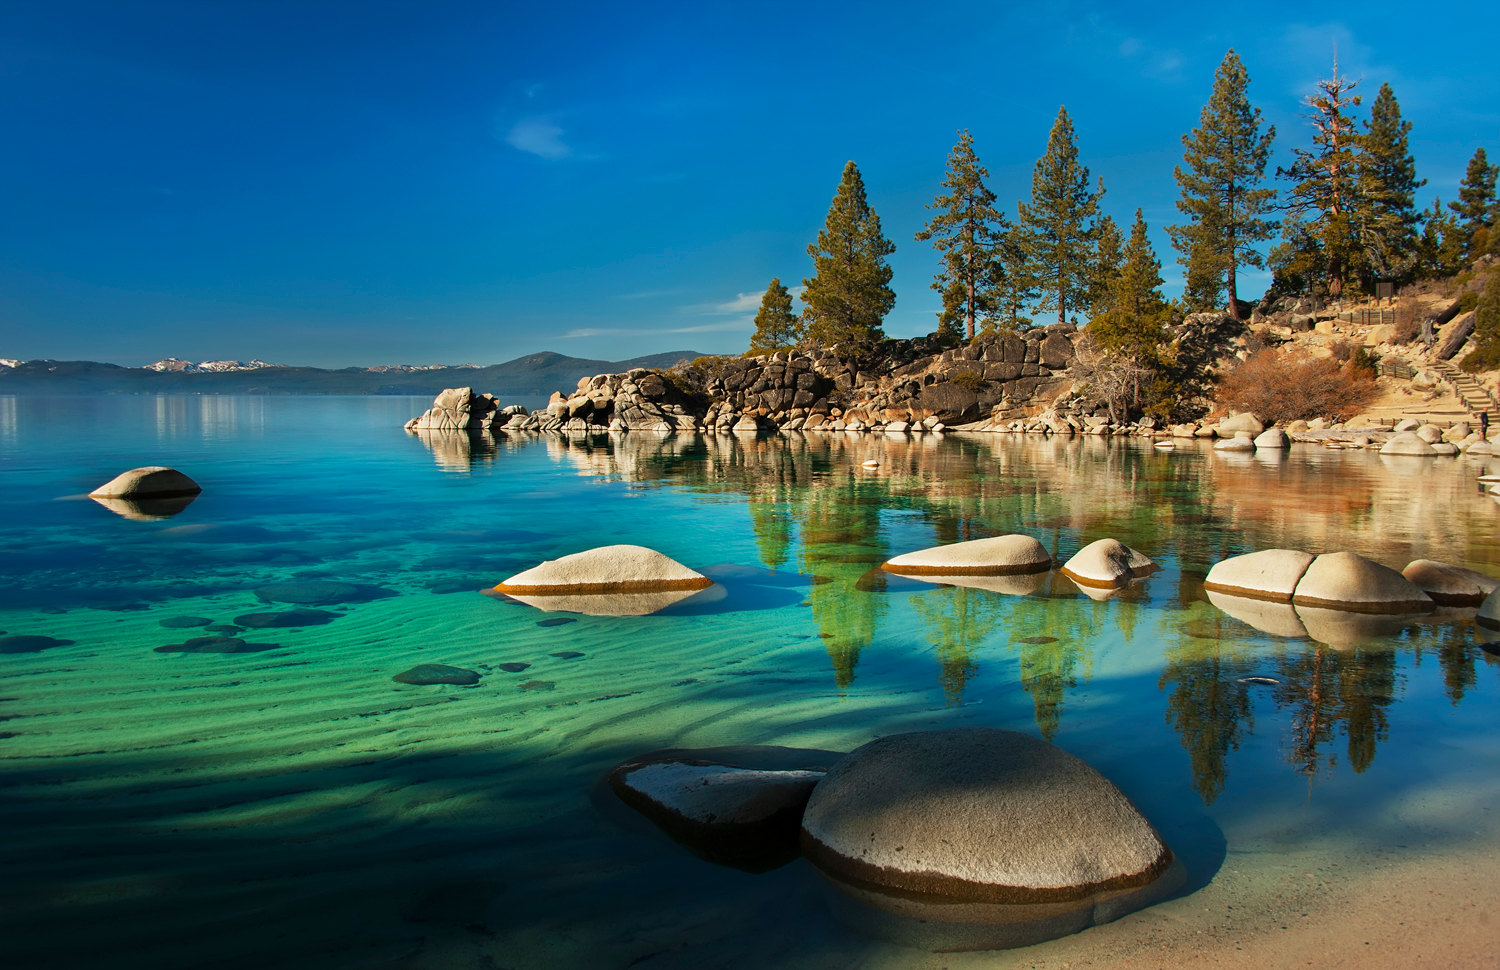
[1060,539,1157,589]
[882,535,1051,577]
[1380,431,1440,456]
[405,387,497,433]
[608,745,838,872]
[1213,433,1256,452]
[800,728,1179,950]
[494,544,712,595]
[1401,560,1499,607]
[1216,412,1264,436]
[1291,552,1433,613]
[1253,428,1289,449]
[1204,549,1316,602]
[90,466,201,498]
[1479,587,1500,630]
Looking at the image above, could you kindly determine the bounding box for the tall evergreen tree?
[1087,214,1124,320]
[1451,147,1498,259]
[1090,210,1174,413]
[993,216,1037,332]
[1017,106,1104,325]
[1169,49,1278,320]
[1279,57,1362,298]
[1416,197,1464,280]
[916,130,1009,340]
[748,277,801,354]
[1355,83,1424,286]
[802,161,896,350]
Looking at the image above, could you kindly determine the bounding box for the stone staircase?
[1431,358,1500,423]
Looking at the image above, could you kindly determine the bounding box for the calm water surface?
[3,395,1500,969]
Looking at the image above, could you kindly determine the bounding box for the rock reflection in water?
[409,427,500,471]
[89,493,198,520]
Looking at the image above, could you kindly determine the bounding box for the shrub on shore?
[1217,348,1378,424]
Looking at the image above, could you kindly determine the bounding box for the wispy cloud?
[562,320,752,339]
[504,118,571,159]
[688,285,807,318]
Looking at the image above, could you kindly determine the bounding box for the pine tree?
[1087,214,1124,320]
[1017,106,1104,325]
[802,161,896,350]
[1451,147,1498,260]
[1416,197,1464,280]
[1279,57,1362,299]
[916,130,1009,340]
[1084,211,1175,421]
[1355,83,1424,286]
[993,215,1037,332]
[1169,50,1278,320]
[748,277,801,354]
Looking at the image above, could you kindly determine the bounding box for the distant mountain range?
[0,350,707,398]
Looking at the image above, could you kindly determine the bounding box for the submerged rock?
[158,616,214,629]
[253,580,397,606]
[154,636,279,654]
[0,635,76,654]
[800,728,1179,950]
[233,608,340,628]
[609,745,839,872]
[393,663,481,686]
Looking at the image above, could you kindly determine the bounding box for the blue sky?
[2,0,1496,367]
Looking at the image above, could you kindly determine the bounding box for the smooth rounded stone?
[253,581,397,605]
[1252,428,1289,449]
[1430,442,1459,455]
[393,663,481,686]
[1469,442,1495,456]
[1479,587,1500,630]
[1216,412,1264,436]
[550,650,585,659]
[1394,417,1421,432]
[159,615,213,629]
[232,608,340,628]
[1415,424,1444,444]
[800,728,1179,951]
[89,466,202,499]
[89,493,198,520]
[609,745,839,872]
[1203,549,1316,602]
[1401,560,1499,607]
[881,534,1051,577]
[489,582,725,617]
[498,662,531,673]
[1212,434,1255,452]
[1380,431,1439,457]
[1059,538,1157,589]
[0,635,76,654]
[1291,552,1434,614]
[153,636,279,654]
[493,544,713,595]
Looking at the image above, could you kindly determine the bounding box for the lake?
[3,395,1499,969]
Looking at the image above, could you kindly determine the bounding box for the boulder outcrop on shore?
[800,728,1179,950]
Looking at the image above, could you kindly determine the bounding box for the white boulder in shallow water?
[800,728,1180,951]
[1401,560,1499,607]
[1212,433,1255,452]
[493,544,712,595]
[90,466,201,498]
[608,745,838,872]
[490,544,716,616]
[1203,549,1316,602]
[882,535,1051,577]
[1253,428,1289,449]
[1479,588,1500,630]
[1060,539,1157,589]
[1291,551,1434,613]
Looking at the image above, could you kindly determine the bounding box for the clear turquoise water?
[3,395,1500,969]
